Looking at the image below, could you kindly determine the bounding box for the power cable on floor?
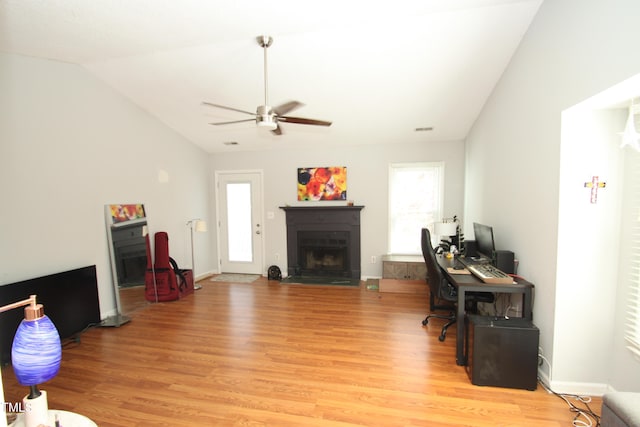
[538,379,601,427]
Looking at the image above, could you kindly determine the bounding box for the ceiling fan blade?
[273,101,304,116]
[202,102,256,116]
[209,118,256,126]
[271,125,283,136]
[279,116,332,127]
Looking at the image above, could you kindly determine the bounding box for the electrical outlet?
[371,256,376,263]
[538,347,546,367]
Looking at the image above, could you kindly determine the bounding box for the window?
[388,162,444,254]
[625,149,640,359]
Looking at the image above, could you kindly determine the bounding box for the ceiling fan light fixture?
[257,121,278,131]
[256,105,278,130]
[256,116,278,130]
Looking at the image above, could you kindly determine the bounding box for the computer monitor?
[473,222,496,261]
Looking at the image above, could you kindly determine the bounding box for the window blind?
[624,149,640,358]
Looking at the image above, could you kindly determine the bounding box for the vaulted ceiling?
[0,0,543,153]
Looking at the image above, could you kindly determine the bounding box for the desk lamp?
[434,220,458,254]
[0,295,61,427]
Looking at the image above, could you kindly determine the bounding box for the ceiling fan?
[203,35,332,135]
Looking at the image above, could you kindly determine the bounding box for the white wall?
[464,0,640,393]
[209,140,465,278]
[0,53,214,318]
[556,107,626,393]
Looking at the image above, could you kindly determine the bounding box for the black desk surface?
[437,255,534,290]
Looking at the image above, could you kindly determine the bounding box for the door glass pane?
[226,182,253,262]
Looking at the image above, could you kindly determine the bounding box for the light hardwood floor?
[2,277,601,426]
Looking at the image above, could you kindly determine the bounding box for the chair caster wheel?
[422,319,428,326]
[438,334,446,342]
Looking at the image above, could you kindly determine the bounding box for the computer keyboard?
[466,264,514,284]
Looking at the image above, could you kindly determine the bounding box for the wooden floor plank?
[2,277,601,426]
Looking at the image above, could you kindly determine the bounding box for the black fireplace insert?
[298,230,350,277]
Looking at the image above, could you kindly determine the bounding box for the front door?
[216,171,264,274]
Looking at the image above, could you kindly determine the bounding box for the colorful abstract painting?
[297,167,347,201]
[109,204,146,223]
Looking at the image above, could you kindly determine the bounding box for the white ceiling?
[0,0,543,153]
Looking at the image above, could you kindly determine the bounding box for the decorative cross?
[584,176,606,204]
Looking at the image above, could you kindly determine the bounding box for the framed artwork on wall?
[108,204,146,224]
[297,167,347,201]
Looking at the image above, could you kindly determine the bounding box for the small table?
[9,410,97,427]
[437,255,535,366]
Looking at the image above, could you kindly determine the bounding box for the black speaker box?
[464,240,478,257]
[466,315,539,390]
[493,250,515,274]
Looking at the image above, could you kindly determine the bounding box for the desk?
[436,255,534,366]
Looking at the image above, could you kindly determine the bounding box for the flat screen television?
[473,222,496,261]
[0,265,101,365]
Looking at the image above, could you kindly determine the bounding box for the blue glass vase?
[11,314,62,386]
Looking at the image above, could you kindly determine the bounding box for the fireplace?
[281,206,363,279]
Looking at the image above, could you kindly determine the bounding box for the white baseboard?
[549,381,610,397]
[538,368,612,396]
[195,270,216,281]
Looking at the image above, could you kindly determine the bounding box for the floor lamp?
[187,219,207,290]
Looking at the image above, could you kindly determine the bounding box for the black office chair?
[420,228,494,342]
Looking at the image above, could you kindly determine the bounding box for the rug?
[210,274,260,283]
[280,276,361,287]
